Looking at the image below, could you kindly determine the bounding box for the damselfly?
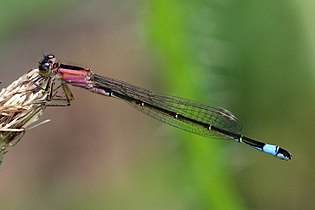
[38,54,292,160]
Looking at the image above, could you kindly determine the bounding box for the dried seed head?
[0,69,50,165]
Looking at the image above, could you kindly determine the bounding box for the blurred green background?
[0,0,313,209]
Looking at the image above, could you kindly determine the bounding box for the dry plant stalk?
[0,69,50,165]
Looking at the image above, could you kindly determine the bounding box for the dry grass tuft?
[0,69,50,165]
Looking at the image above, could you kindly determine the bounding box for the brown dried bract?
[0,69,50,164]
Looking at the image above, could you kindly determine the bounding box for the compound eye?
[38,54,56,76]
[38,61,52,75]
[42,62,50,70]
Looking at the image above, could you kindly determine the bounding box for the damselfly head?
[38,54,56,76]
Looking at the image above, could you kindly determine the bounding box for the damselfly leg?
[45,79,74,106]
[32,75,74,107]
